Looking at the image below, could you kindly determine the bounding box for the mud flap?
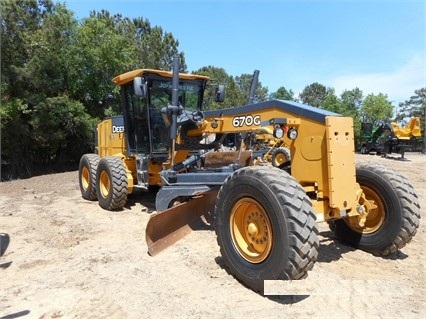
[145,191,218,256]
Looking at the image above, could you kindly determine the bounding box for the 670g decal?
[232,114,261,127]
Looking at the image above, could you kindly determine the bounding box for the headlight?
[273,127,284,139]
[287,128,298,140]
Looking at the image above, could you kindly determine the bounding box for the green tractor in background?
[358,117,421,158]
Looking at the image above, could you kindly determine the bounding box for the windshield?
[120,77,206,156]
[149,78,205,112]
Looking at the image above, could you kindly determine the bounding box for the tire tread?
[215,166,319,292]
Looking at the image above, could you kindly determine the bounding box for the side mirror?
[215,85,225,102]
[133,77,147,97]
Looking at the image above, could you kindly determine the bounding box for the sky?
[62,0,425,105]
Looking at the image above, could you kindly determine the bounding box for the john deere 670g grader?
[79,57,420,293]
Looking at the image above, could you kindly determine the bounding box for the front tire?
[96,156,128,211]
[215,166,318,293]
[79,154,100,200]
[331,161,420,256]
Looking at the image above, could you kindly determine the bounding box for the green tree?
[269,87,295,101]
[0,99,33,178]
[195,66,234,110]
[0,2,100,177]
[194,67,268,110]
[234,72,268,106]
[299,82,328,107]
[322,88,340,113]
[1,0,55,101]
[340,88,363,117]
[65,14,136,118]
[65,11,187,117]
[0,0,82,178]
[30,96,95,164]
[134,18,186,71]
[24,3,77,99]
[360,93,394,126]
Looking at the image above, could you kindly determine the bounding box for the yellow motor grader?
[78,57,420,293]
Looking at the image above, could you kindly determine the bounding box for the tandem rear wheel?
[96,156,128,211]
[79,154,128,211]
[78,154,100,201]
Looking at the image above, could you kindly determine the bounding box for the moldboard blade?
[145,191,218,256]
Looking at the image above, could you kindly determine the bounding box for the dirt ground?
[1,153,425,319]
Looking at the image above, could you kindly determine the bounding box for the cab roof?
[112,68,210,86]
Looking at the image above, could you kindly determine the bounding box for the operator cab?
[113,69,210,158]
[113,69,215,188]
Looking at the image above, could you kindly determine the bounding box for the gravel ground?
[1,153,425,319]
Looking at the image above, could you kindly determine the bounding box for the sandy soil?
[1,153,425,319]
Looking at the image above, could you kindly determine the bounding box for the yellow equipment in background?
[391,117,421,140]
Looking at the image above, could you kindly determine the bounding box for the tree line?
[1,0,425,180]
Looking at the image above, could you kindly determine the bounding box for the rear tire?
[330,161,420,256]
[79,154,100,201]
[271,147,291,167]
[96,156,128,211]
[215,166,318,294]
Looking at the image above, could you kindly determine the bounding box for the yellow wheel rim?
[274,153,287,166]
[230,198,273,263]
[81,166,90,190]
[99,170,111,199]
[346,186,385,234]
